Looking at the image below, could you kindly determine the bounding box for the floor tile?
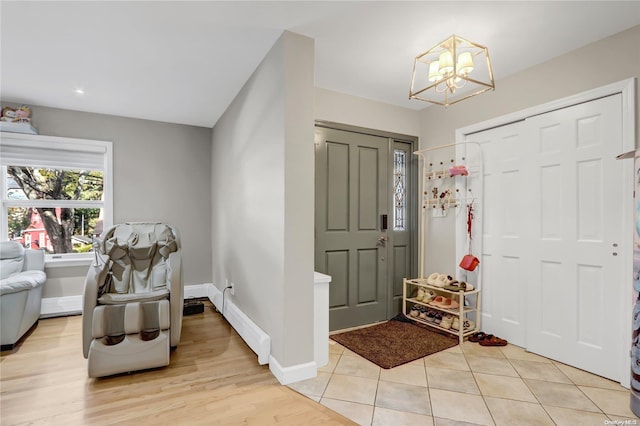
[465,354,518,377]
[608,416,640,423]
[307,339,640,426]
[579,386,638,418]
[379,362,427,387]
[553,361,626,390]
[510,359,572,384]
[499,345,552,364]
[424,351,470,371]
[287,371,331,398]
[372,407,434,426]
[473,372,537,402]
[484,397,553,426]
[374,380,431,415]
[329,341,346,354]
[426,367,480,394]
[525,379,599,412]
[320,397,374,425]
[461,341,506,359]
[434,418,486,426]
[543,405,610,426]
[429,389,494,425]
[318,352,341,373]
[323,374,379,405]
[443,345,463,354]
[341,347,363,358]
[405,357,426,367]
[334,353,381,379]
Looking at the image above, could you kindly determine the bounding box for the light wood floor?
[0,302,356,425]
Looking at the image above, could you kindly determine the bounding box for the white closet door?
[468,122,528,347]
[523,94,624,380]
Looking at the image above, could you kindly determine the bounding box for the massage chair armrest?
[82,262,109,358]
[22,248,45,272]
[167,251,183,347]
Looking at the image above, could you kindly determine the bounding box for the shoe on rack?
[433,274,450,287]
[419,307,428,320]
[416,288,425,301]
[440,315,453,329]
[409,306,420,317]
[426,272,440,286]
[429,296,445,306]
[451,317,460,330]
[422,289,436,303]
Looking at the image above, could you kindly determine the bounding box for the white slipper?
[433,274,449,287]
[426,272,440,286]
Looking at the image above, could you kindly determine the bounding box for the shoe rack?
[403,142,484,344]
[402,278,480,345]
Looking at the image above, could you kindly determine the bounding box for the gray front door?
[315,126,416,331]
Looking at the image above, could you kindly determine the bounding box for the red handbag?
[460,204,479,271]
[459,254,480,271]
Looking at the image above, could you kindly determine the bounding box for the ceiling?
[2,1,640,128]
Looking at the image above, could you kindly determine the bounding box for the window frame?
[0,132,113,266]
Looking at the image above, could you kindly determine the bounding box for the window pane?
[393,149,407,231]
[6,167,104,201]
[7,207,103,254]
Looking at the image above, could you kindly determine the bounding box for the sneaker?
[440,315,453,329]
[409,306,420,317]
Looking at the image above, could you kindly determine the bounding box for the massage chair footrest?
[87,330,169,378]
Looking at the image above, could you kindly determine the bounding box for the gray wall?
[419,24,640,274]
[1,102,213,297]
[211,31,315,368]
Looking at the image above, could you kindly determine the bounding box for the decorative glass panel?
[393,149,407,230]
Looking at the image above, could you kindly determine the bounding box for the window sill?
[45,255,93,268]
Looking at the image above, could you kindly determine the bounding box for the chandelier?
[409,35,495,107]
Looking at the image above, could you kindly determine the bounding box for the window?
[0,132,112,261]
[393,149,407,230]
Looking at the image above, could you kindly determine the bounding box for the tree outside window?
[6,167,104,254]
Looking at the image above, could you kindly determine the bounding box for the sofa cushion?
[0,241,25,279]
[0,270,46,295]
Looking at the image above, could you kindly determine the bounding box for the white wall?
[211,31,315,368]
[420,24,640,274]
[0,103,213,297]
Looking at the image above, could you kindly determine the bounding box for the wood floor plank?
[1,302,355,425]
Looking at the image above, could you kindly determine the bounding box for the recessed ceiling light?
[74,88,85,95]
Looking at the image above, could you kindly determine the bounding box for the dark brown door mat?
[330,315,458,369]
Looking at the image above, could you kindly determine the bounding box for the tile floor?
[288,339,640,425]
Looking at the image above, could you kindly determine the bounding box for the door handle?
[378,235,388,245]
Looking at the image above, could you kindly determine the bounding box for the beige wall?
[315,87,422,137]
[211,31,315,368]
[0,103,213,297]
[419,24,640,274]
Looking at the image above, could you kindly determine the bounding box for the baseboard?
[184,283,210,299]
[39,284,210,319]
[268,356,317,385]
[40,295,83,318]
[206,284,271,366]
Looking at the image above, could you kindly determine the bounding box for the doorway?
[314,123,418,331]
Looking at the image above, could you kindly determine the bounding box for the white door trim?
[455,78,636,387]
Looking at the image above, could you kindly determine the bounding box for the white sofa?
[0,241,46,350]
